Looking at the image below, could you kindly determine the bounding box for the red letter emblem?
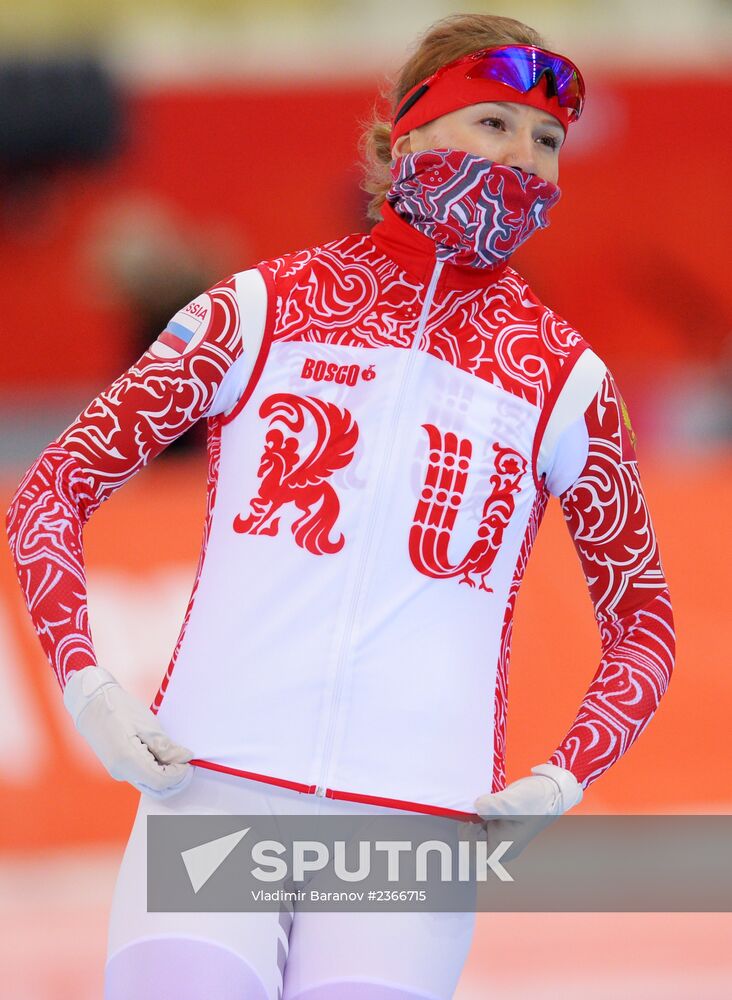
[409,424,526,591]
[233,394,358,555]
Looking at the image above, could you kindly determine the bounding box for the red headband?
[391,59,572,145]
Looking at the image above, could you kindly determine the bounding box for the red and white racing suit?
[6,201,676,820]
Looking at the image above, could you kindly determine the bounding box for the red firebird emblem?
[409,424,526,591]
[233,393,358,555]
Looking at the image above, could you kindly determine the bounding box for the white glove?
[63,665,194,799]
[472,763,583,861]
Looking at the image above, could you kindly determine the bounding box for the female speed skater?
[7,11,675,1000]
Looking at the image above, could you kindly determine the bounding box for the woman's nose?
[501,132,539,176]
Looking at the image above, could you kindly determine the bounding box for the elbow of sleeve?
[6,445,98,553]
[6,465,33,553]
[661,587,676,687]
[601,586,676,700]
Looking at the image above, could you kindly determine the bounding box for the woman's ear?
[391,133,413,159]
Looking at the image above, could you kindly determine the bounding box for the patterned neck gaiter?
[386,148,561,269]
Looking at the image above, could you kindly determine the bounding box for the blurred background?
[1,0,730,997]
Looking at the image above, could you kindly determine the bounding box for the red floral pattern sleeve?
[548,370,676,789]
[5,276,241,690]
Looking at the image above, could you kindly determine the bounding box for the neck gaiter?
[386,148,561,269]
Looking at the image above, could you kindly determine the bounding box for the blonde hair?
[360,13,546,222]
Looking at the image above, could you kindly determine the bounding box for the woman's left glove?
[476,763,583,817]
[473,763,583,860]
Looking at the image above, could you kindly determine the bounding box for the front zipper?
[314,259,444,797]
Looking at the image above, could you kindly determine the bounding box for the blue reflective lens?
[464,46,584,119]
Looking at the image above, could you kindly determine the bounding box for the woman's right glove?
[63,665,194,798]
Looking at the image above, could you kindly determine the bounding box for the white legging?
[106,766,476,999]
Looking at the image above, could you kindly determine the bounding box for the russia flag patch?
[151,292,212,359]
